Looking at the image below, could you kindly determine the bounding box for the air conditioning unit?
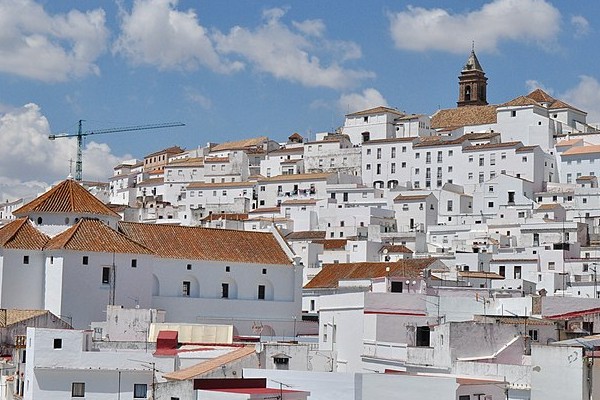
[566,319,584,333]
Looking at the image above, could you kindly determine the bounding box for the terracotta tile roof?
[281,199,318,205]
[119,222,291,265]
[304,259,437,289]
[526,88,555,103]
[314,239,347,250]
[536,203,563,210]
[201,213,248,222]
[289,132,303,140]
[248,207,280,214]
[0,218,49,250]
[463,141,522,152]
[549,99,585,114]
[285,231,326,240]
[576,175,597,181]
[556,138,583,147]
[259,173,332,182]
[167,157,204,167]
[562,145,600,156]
[4,309,50,326]
[500,96,541,107]
[269,147,304,155]
[46,219,152,254]
[145,146,184,159]
[13,179,119,218]
[163,346,256,381]
[305,134,351,145]
[138,177,164,186]
[210,136,268,152]
[463,132,500,141]
[413,136,468,148]
[380,244,413,254]
[186,181,255,189]
[458,271,504,279]
[515,145,537,152]
[346,106,404,117]
[204,157,229,163]
[430,105,497,129]
[393,194,431,202]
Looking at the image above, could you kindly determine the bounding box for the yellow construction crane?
[49,119,185,181]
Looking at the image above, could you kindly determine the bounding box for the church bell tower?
[457,46,488,107]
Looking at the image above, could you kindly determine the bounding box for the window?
[437,151,442,163]
[448,166,453,172]
[376,148,381,159]
[426,152,431,163]
[514,266,522,279]
[479,157,484,167]
[262,268,267,275]
[72,382,85,398]
[366,149,371,155]
[528,329,539,342]
[102,267,111,284]
[376,164,381,174]
[448,150,453,156]
[548,262,555,270]
[415,153,420,159]
[511,110,517,117]
[447,200,453,212]
[499,266,506,277]
[53,338,62,349]
[391,163,396,173]
[468,172,473,180]
[222,283,229,298]
[366,164,371,170]
[401,162,407,168]
[501,152,507,159]
[391,147,396,158]
[23,255,29,265]
[182,281,191,296]
[134,383,148,398]
[186,264,191,270]
[522,156,528,162]
[225,266,230,272]
[258,285,266,300]
[479,172,485,183]
[82,256,89,265]
[131,259,137,268]
[490,154,496,165]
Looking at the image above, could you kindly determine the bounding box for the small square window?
[82,256,88,265]
[134,383,148,398]
[72,382,85,398]
[262,268,267,275]
[187,264,192,270]
[53,338,62,349]
[225,266,230,272]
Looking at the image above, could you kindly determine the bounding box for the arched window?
[37,217,43,224]
[464,85,471,101]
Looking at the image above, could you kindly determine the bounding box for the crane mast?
[49,120,185,181]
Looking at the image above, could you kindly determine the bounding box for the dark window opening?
[416,326,431,347]
[222,283,229,298]
[258,285,265,300]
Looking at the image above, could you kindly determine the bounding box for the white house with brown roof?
[0,179,303,336]
[260,146,305,177]
[392,193,438,233]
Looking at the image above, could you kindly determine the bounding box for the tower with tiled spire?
[457,44,488,107]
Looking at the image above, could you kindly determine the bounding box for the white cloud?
[0,0,108,82]
[214,7,373,89]
[338,88,388,114]
[114,0,242,73]
[571,15,590,38]
[184,87,212,110]
[525,80,554,96]
[388,0,561,54]
[0,103,128,201]
[561,76,600,124]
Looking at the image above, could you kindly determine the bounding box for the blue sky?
[0,0,599,200]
